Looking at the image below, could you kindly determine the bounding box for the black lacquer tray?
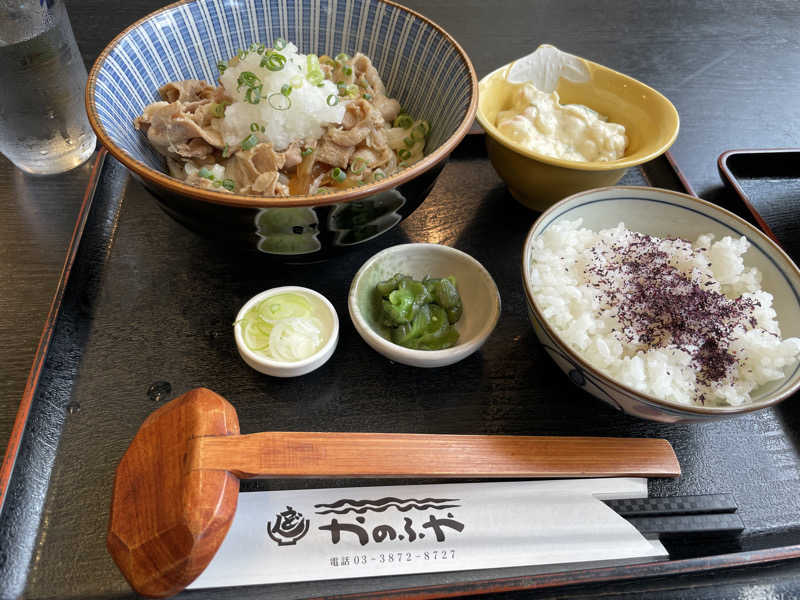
[3,136,800,600]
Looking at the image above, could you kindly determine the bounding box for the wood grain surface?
[1,1,800,599]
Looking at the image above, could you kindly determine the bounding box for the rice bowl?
[522,186,800,422]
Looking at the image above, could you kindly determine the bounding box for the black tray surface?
[2,143,800,600]
[718,149,800,264]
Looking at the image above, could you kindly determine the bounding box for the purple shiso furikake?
[584,232,761,404]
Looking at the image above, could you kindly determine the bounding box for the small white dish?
[348,243,501,368]
[234,286,339,377]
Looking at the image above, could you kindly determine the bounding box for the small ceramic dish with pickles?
[348,243,501,368]
[476,45,680,211]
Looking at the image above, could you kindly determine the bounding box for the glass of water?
[0,0,96,175]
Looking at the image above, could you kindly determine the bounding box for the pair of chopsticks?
[603,494,744,538]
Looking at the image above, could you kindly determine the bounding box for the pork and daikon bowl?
[86,0,476,258]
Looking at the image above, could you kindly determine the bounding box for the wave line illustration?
[316,503,461,515]
[314,496,460,514]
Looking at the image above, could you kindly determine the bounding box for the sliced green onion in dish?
[326,94,339,106]
[373,169,386,181]
[274,37,288,50]
[404,136,415,148]
[362,93,372,101]
[238,292,327,362]
[411,123,427,141]
[261,51,286,71]
[217,61,227,73]
[268,92,292,110]
[289,74,304,89]
[315,187,330,195]
[211,102,227,118]
[398,148,411,160]
[244,84,262,104]
[350,157,366,174]
[250,122,260,132]
[342,65,353,76]
[302,147,313,157]
[331,167,346,182]
[241,133,259,151]
[222,144,231,158]
[394,114,414,129]
[222,179,235,191]
[198,167,213,179]
[280,83,292,97]
[237,71,261,89]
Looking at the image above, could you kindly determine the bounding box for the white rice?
[219,42,345,151]
[529,219,800,406]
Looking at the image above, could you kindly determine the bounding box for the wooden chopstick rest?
[107,387,680,598]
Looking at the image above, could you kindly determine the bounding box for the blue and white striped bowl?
[86,0,477,258]
[522,186,800,422]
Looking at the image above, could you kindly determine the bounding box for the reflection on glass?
[330,190,406,246]
[255,207,321,255]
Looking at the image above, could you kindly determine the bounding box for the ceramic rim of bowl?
[476,61,680,172]
[521,185,800,416]
[234,286,339,372]
[349,243,501,362]
[85,0,478,209]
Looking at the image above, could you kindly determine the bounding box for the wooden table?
[2,1,799,597]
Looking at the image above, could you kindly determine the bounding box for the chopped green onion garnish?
[306,55,323,85]
[261,52,286,71]
[198,167,212,179]
[244,85,262,104]
[315,187,330,195]
[404,137,415,148]
[344,83,359,97]
[241,134,258,151]
[280,83,292,97]
[222,144,231,158]
[320,55,336,67]
[397,161,407,169]
[274,37,287,50]
[350,157,366,175]
[217,61,227,73]
[250,122,260,132]
[398,148,411,160]
[237,48,247,59]
[290,75,304,89]
[373,170,386,181]
[256,43,266,54]
[327,94,338,106]
[211,103,226,118]
[222,179,235,191]
[268,92,291,110]
[302,147,313,157]
[260,125,266,132]
[411,123,426,141]
[237,71,261,90]
[342,65,353,76]
[335,52,350,63]
[213,179,222,187]
[363,93,372,100]
[331,167,346,182]
[394,114,413,129]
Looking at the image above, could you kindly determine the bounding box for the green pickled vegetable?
[375,272,462,350]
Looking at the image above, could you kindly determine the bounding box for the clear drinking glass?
[0,0,96,174]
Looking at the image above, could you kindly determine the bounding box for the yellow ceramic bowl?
[476,57,680,211]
